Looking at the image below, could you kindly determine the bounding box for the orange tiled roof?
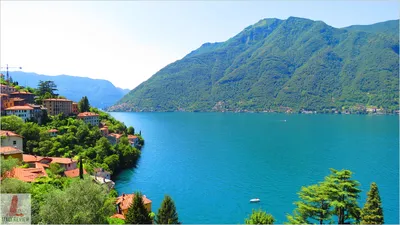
[77,112,99,117]
[35,162,49,168]
[5,105,33,110]
[43,98,72,102]
[108,133,123,139]
[0,146,23,155]
[5,167,47,182]
[10,97,25,101]
[10,91,33,95]
[23,154,76,164]
[48,129,58,133]
[0,130,23,138]
[116,194,152,211]
[127,135,138,139]
[100,127,108,131]
[110,214,125,220]
[0,93,9,97]
[64,168,87,178]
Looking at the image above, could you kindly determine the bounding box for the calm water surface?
[111,112,399,224]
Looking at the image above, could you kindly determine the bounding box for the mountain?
[109,17,399,112]
[7,71,130,109]
[343,19,399,35]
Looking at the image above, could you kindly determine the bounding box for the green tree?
[0,178,31,193]
[39,178,115,224]
[324,168,362,224]
[127,126,135,135]
[361,182,384,224]
[0,115,24,132]
[245,209,275,224]
[19,122,41,154]
[49,163,65,177]
[293,184,332,224]
[1,156,20,176]
[78,96,90,112]
[125,192,152,224]
[37,80,58,96]
[155,195,180,224]
[285,209,307,224]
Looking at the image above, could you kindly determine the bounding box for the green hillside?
[109,17,399,113]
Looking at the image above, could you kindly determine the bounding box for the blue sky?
[1,1,398,89]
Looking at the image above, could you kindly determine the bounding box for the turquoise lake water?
[111,112,399,224]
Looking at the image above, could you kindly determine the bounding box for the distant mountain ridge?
[7,71,130,109]
[109,17,399,112]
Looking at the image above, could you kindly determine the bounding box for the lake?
[110,112,399,224]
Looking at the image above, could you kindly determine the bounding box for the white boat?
[250,198,260,203]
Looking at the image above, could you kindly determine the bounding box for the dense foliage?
[111,17,399,113]
[245,209,275,224]
[156,195,180,224]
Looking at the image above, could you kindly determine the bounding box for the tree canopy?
[156,195,180,224]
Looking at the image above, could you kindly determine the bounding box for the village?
[0,77,151,221]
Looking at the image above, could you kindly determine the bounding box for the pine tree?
[245,209,275,224]
[323,168,362,224]
[361,182,384,224]
[125,192,152,224]
[156,195,180,224]
[79,157,84,179]
[294,183,332,224]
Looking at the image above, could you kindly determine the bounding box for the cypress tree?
[125,192,152,224]
[79,157,84,179]
[156,195,180,224]
[361,182,384,224]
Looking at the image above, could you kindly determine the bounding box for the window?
[13,141,16,145]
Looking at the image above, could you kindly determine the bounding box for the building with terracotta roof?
[107,133,123,145]
[4,167,47,182]
[0,146,23,161]
[72,102,79,114]
[5,105,34,122]
[10,97,28,106]
[100,126,109,137]
[48,129,58,137]
[64,168,87,178]
[1,84,16,94]
[127,135,139,147]
[43,98,73,116]
[77,112,100,126]
[10,91,35,104]
[115,193,152,217]
[0,94,9,114]
[0,130,23,151]
[23,154,77,171]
